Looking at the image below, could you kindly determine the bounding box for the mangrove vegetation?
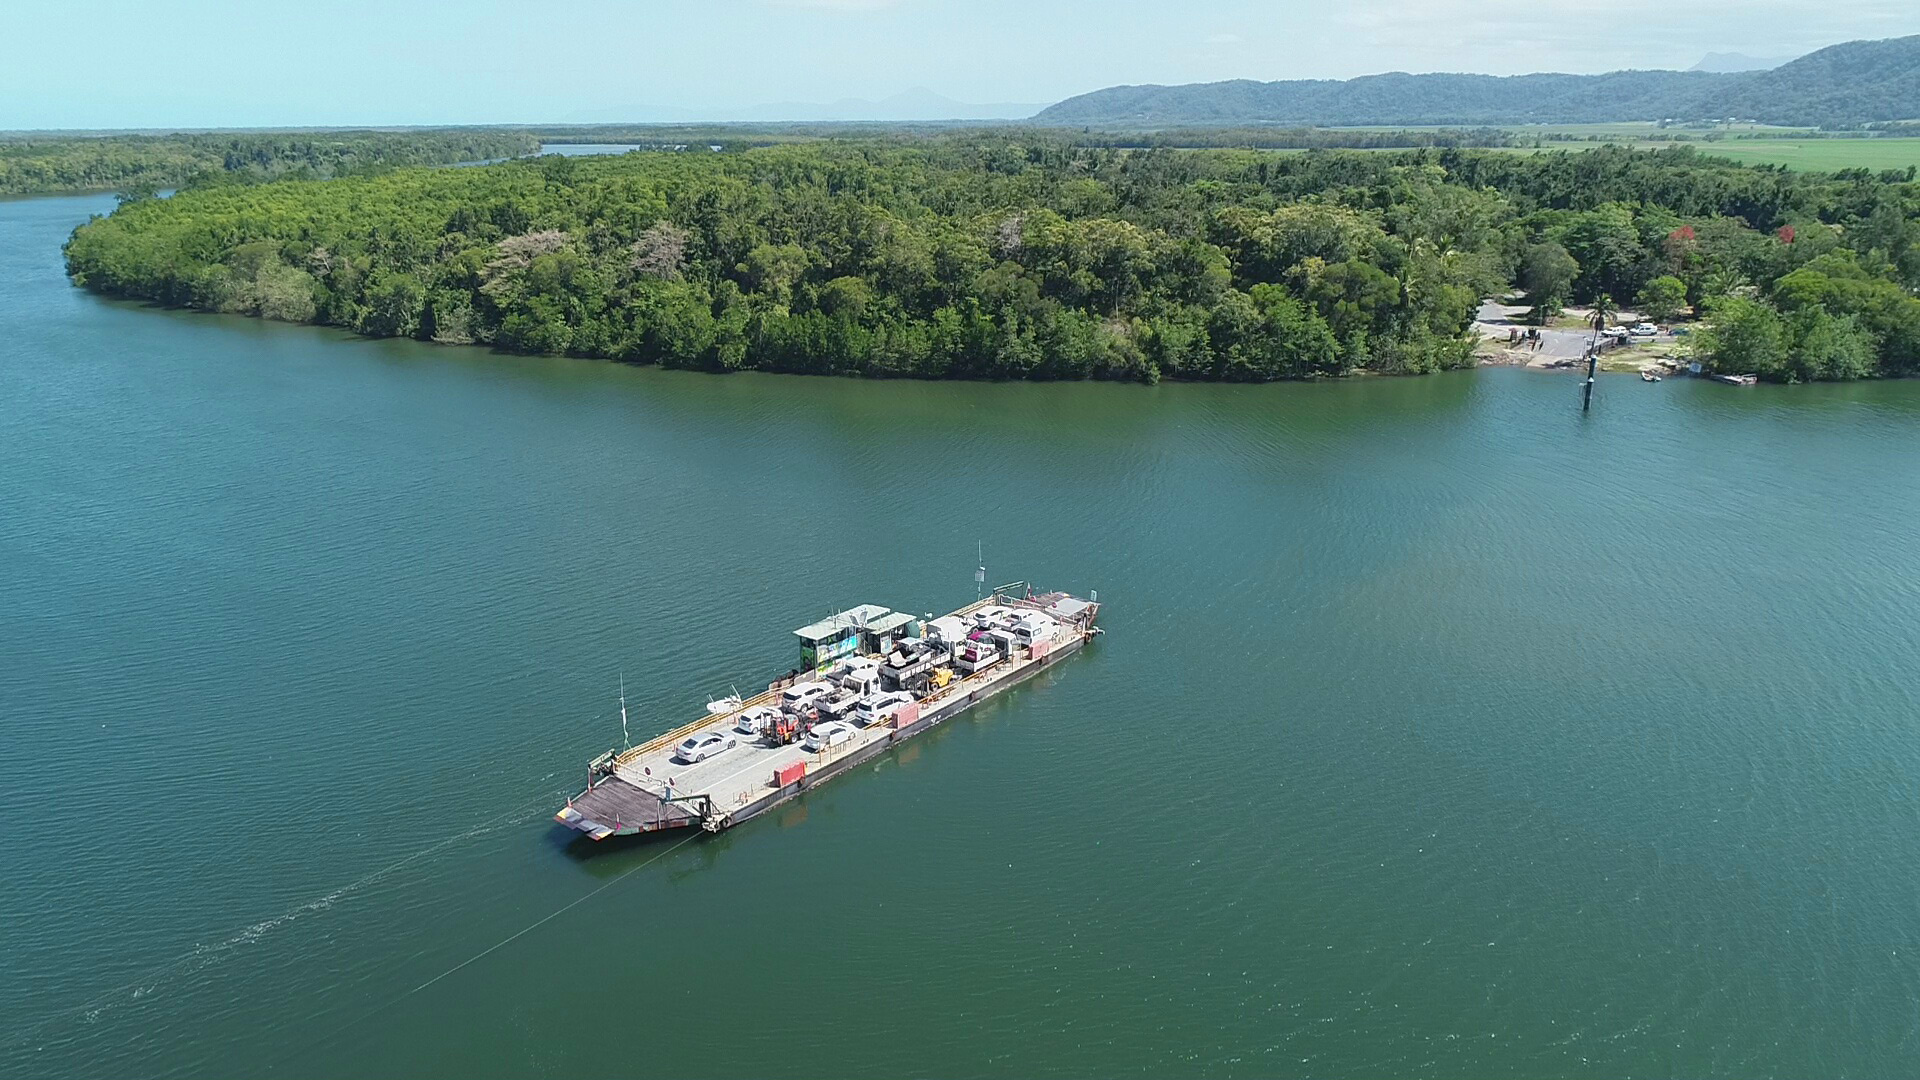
[1,130,539,197]
[63,140,1920,382]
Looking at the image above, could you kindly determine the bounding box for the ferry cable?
[409,829,703,996]
[262,829,705,1073]
[3,787,566,1055]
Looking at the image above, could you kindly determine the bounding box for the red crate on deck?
[775,762,807,787]
[894,701,920,729]
[1031,639,1053,659]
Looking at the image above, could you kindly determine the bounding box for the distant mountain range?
[1689,52,1794,73]
[568,88,1043,125]
[1035,35,1920,129]
[720,89,1045,123]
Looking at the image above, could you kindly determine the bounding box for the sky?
[5,0,1916,129]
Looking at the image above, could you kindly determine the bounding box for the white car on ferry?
[735,705,781,737]
[830,655,883,684]
[1011,613,1057,646]
[804,720,855,752]
[675,730,738,764]
[854,690,915,726]
[781,681,833,710]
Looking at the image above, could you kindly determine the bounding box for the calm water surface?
[4,193,1920,1079]
[539,143,645,156]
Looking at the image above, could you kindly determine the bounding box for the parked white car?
[1629,323,1659,338]
[675,730,739,763]
[804,720,855,752]
[829,656,882,685]
[830,656,883,697]
[781,681,833,709]
[854,690,916,726]
[735,705,781,737]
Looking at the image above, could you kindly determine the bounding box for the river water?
[4,192,1920,1079]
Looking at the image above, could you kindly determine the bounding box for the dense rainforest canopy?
[528,123,1523,151]
[0,124,1515,199]
[0,130,539,197]
[64,139,1920,383]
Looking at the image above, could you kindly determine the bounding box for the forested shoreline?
[0,125,1516,199]
[64,140,1920,383]
[1,130,539,197]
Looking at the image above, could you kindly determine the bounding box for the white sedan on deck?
[675,730,739,763]
[803,720,855,752]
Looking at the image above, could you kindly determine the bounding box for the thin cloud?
[762,0,902,10]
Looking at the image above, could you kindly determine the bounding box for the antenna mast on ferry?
[976,541,986,601]
[618,673,631,749]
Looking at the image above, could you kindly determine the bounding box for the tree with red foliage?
[1663,224,1698,271]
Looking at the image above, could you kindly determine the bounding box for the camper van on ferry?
[1010,613,1056,646]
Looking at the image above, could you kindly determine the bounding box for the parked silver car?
[675,730,739,763]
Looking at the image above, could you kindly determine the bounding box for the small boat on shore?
[1641,370,1661,382]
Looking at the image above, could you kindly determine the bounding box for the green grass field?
[1523,122,1814,138]
[1332,122,1815,137]
[1683,138,1920,172]
[1263,125,1920,172]
[1492,135,1920,172]
[1489,122,1920,171]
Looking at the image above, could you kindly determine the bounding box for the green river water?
[4,192,1920,1079]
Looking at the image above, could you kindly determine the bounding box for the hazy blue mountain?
[1689,52,1795,73]
[563,89,1043,125]
[725,88,1044,123]
[1035,35,1920,129]
[1696,36,1920,126]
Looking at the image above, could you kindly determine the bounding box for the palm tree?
[1588,292,1618,356]
[1699,266,1751,303]
[1590,293,1618,333]
[1582,293,1618,412]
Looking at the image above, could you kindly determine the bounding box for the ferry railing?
[611,684,785,768]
